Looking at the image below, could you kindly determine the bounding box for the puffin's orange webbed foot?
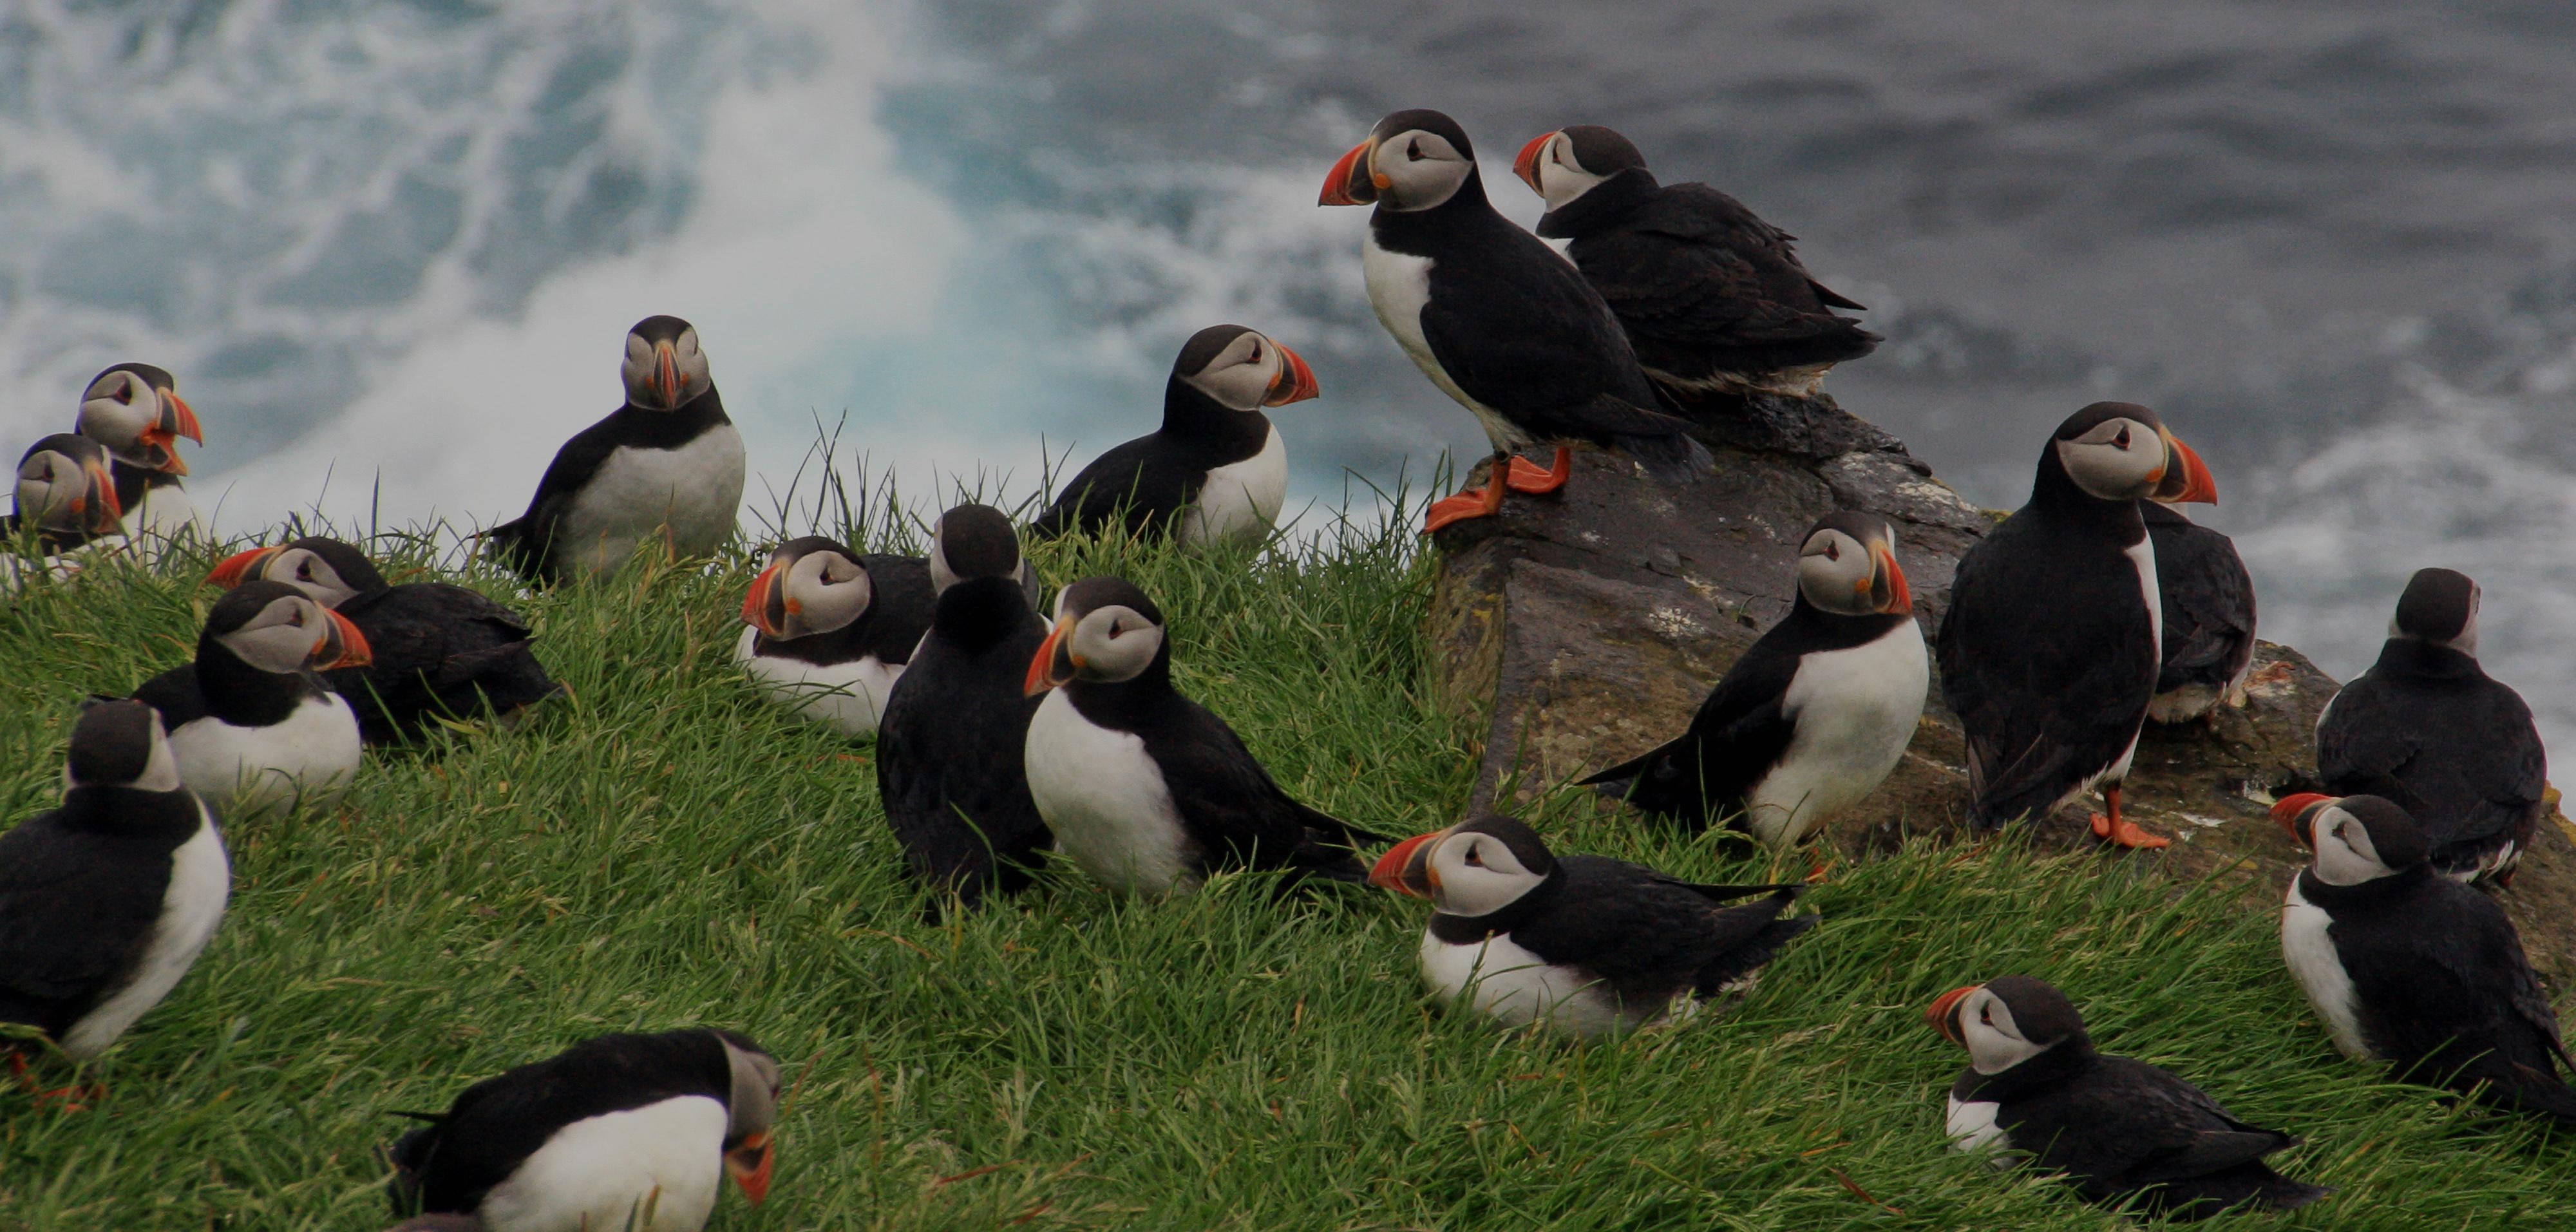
[1504,447,1572,495]
[2090,811,2172,849]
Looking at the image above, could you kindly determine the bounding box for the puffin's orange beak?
[2271,793,2331,846]
[1320,140,1377,206]
[1875,544,1912,614]
[2154,430,2219,506]
[316,609,372,669]
[1368,829,1444,898]
[84,458,124,524]
[1265,343,1320,406]
[654,341,683,408]
[743,564,784,637]
[1513,131,1556,194]
[1025,616,1077,697]
[1927,985,1979,1045]
[724,1132,773,1205]
[162,390,204,445]
[208,545,282,589]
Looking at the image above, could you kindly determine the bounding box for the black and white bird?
[1512,124,1879,401]
[1927,976,2330,1220]
[2314,569,2544,884]
[131,580,372,818]
[737,536,938,738]
[875,505,1052,910]
[1582,513,1926,848]
[209,537,562,744]
[388,1027,780,1232]
[2273,793,2576,1124]
[75,362,206,546]
[1937,402,2217,848]
[0,701,227,1068]
[485,316,746,585]
[2141,501,2257,725]
[1030,324,1320,545]
[1320,109,1707,534]
[5,433,126,589]
[1023,575,1380,896]
[1370,813,1812,1037]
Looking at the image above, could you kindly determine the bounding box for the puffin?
[1582,512,1927,848]
[4,433,126,588]
[388,1027,779,1232]
[736,536,938,738]
[2313,568,2544,884]
[209,536,562,744]
[484,316,746,585]
[130,579,373,818]
[2141,500,2257,725]
[1023,575,1381,896]
[1369,812,1812,1037]
[1030,324,1320,545]
[75,363,207,545]
[1937,402,2217,848]
[1927,976,2331,1220]
[873,504,1052,910]
[2272,792,2576,1124]
[1319,109,1708,534]
[0,701,227,1073]
[1512,124,1879,401]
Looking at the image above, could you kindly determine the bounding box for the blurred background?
[5,0,2575,742]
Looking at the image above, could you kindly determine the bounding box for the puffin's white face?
[261,545,365,609]
[218,594,344,674]
[1796,522,1908,616]
[1371,128,1475,212]
[15,447,117,534]
[780,549,872,638]
[1182,330,1312,412]
[77,369,198,472]
[1421,828,1547,918]
[2310,805,2395,887]
[1056,598,1164,685]
[2054,415,2174,501]
[1955,986,2051,1076]
[623,325,711,410]
[1526,131,1609,211]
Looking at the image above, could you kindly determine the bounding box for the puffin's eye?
[1463,845,1484,868]
[1407,139,1422,161]
[1980,1006,1993,1027]
[1248,343,1262,364]
[1823,541,1840,562]
[2113,426,2132,449]
[298,563,313,580]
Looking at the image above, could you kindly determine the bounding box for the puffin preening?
[1370,813,1812,1036]
[75,362,207,545]
[1927,976,2330,1220]
[485,316,747,585]
[1320,108,1709,534]
[129,580,374,817]
[1030,324,1320,545]
[737,536,938,738]
[1583,512,1927,848]
[1512,124,1879,402]
[1937,401,2218,848]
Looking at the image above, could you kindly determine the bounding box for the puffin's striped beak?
[1368,828,1445,898]
[654,341,683,408]
[314,608,373,669]
[1926,985,1979,1045]
[743,564,786,638]
[1319,140,1378,206]
[2153,429,2218,505]
[1513,131,1556,194]
[1265,343,1320,406]
[209,545,283,589]
[84,457,123,526]
[1873,543,1912,615]
[161,390,204,445]
[1025,616,1079,697]
[725,1131,773,1205]
[2271,793,2331,846]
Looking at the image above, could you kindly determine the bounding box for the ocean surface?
[5,1,2575,748]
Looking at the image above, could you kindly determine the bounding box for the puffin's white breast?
[1360,234,1526,452]
[59,803,229,1060]
[478,1095,727,1232]
[559,425,747,577]
[122,484,207,547]
[1025,688,1198,896]
[734,625,902,737]
[2280,877,2372,1060]
[1944,1094,2012,1164]
[1179,424,1287,547]
[169,693,362,818]
[1417,930,1630,1038]
[1746,619,1929,847]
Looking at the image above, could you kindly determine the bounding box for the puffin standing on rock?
[131,580,372,818]
[2313,568,2543,884]
[486,316,746,585]
[2272,793,2576,1124]
[388,1028,780,1232]
[737,536,937,738]
[1513,124,1879,401]
[1030,324,1320,545]
[2141,500,2257,725]
[1370,813,1812,1036]
[1582,513,1926,848]
[209,537,562,744]
[1927,976,2331,1220]
[1023,576,1381,896]
[75,363,206,545]
[4,434,125,587]
[1320,109,1708,534]
[1937,402,2217,848]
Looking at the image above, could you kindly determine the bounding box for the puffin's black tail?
[1616,431,1713,486]
[477,515,547,585]
[437,641,565,721]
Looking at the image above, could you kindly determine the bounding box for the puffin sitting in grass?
[3,433,126,589]
[735,536,936,738]
[130,580,372,817]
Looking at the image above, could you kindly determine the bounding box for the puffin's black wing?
[2023,1056,2324,1215]
[1533,857,1812,1001]
[1030,435,1201,542]
[853,554,939,665]
[874,603,1052,911]
[1146,699,1383,882]
[129,664,211,732]
[331,583,557,743]
[2339,879,2576,1121]
[0,814,172,1035]
[1582,631,1804,826]
[2313,677,2424,809]
[2142,507,2256,696]
[391,1033,723,1216]
[486,408,629,583]
[1572,185,1878,375]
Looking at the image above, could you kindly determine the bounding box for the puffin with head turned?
[2313,568,2543,884]
[1937,401,2218,848]
[75,362,205,546]
[1370,812,1812,1037]
[1320,108,1708,535]
[3,434,125,589]
[1031,324,1320,546]
[1927,975,2330,1220]
[2272,793,2576,1124]
[1512,124,1879,401]
[129,580,373,819]
[2141,498,2257,725]
[736,536,937,738]
[485,316,746,585]
[1582,512,1926,848]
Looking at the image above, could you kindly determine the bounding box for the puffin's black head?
[2043,402,2217,505]
[66,697,180,794]
[207,536,390,607]
[1512,124,1648,211]
[927,503,1036,602]
[1175,324,1319,412]
[2269,793,2427,886]
[742,536,873,640]
[1368,812,1558,918]
[1025,575,1166,696]
[14,433,122,535]
[1797,512,1912,616]
[703,1027,782,1208]
[1320,108,1481,213]
[205,579,374,674]
[2391,567,2478,655]
[1926,975,2090,1075]
[621,315,710,411]
[78,363,202,474]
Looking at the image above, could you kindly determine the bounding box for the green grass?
[1,486,2571,1231]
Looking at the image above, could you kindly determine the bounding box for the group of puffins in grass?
[0,108,2563,1229]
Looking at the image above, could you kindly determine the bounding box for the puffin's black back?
[1030,372,1274,542]
[748,553,936,668]
[0,765,206,1039]
[329,578,560,743]
[485,385,732,585]
[874,577,1052,911]
[1435,854,1812,1007]
[2140,503,2256,700]
[2317,640,2544,873]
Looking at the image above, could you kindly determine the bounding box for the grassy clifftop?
[2,504,2570,1230]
